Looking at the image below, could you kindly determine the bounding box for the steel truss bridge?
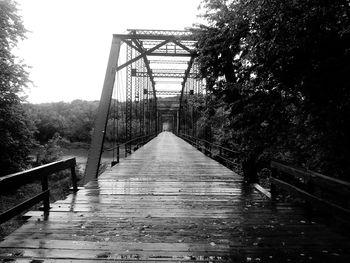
[85,29,205,181]
[1,29,350,263]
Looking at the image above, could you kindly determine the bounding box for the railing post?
[0,158,78,224]
[117,145,120,163]
[270,167,278,200]
[41,175,50,211]
[70,166,78,192]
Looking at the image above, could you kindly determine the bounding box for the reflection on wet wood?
[0,132,349,262]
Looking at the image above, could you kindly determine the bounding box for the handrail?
[180,133,239,154]
[179,133,240,170]
[271,160,350,218]
[271,160,350,193]
[0,158,78,224]
[103,134,156,152]
[103,133,157,165]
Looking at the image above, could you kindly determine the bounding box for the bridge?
[0,30,350,262]
[84,29,202,183]
[1,132,349,262]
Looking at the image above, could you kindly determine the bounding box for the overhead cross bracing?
[115,29,200,96]
[85,29,205,182]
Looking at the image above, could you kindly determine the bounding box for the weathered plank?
[1,132,349,263]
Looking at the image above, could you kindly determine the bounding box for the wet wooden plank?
[1,132,350,262]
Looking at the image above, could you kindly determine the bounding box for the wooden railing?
[104,133,157,165]
[0,158,78,224]
[179,133,240,170]
[271,160,350,219]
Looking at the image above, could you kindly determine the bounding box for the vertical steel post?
[140,63,145,136]
[134,53,140,135]
[117,146,120,163]
[125,45,133,155]
[146,80,150,135]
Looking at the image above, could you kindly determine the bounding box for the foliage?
[24,98,158,146]
[25,100,99,143]
[193,0,350,179]
[0,0,35,176]
[35,133,63,165]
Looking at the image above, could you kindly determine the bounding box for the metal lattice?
[125,44,133,155]
[140,62,145,136]
[86,29,205,180]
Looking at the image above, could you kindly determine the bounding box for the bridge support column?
[84,36,121,183]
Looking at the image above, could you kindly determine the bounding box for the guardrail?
[0,158,78,224]
[179,133,240,170]
[271,160,350,219]
[104,134,157,166]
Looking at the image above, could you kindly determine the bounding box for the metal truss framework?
[85,29,204,182]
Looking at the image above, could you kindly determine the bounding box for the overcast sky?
[15,0,203,103]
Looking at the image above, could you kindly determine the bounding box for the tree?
[248,0,350,177]
[0,0,35,176]
[194,0,350,180]
[35,133,63,165]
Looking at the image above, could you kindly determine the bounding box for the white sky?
[15,0,203,103]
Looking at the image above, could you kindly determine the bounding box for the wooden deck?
[1,132,350,262]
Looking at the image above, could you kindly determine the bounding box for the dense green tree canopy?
[0,0,35,176]
[193,0,350,179]
[25,100,99,144]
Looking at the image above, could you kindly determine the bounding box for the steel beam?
[131,39,159,135]
[156,90,182,95]
[85,36,121,183]
[135,72,196,78]
[172,40,194,53]
[131,39,157,94]
[134,53,141,136]
[116,40,171,71]
[113,34,195,41]
[149,60,189,64]
[127,29,193,37]
[178,57,195,134]
[122,39,143,53]
[140,63,145,135]
[125,45,133,155]
[147,53,193,57]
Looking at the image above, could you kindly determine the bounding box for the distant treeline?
[24,99,160,145]
[24,100,98,144]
